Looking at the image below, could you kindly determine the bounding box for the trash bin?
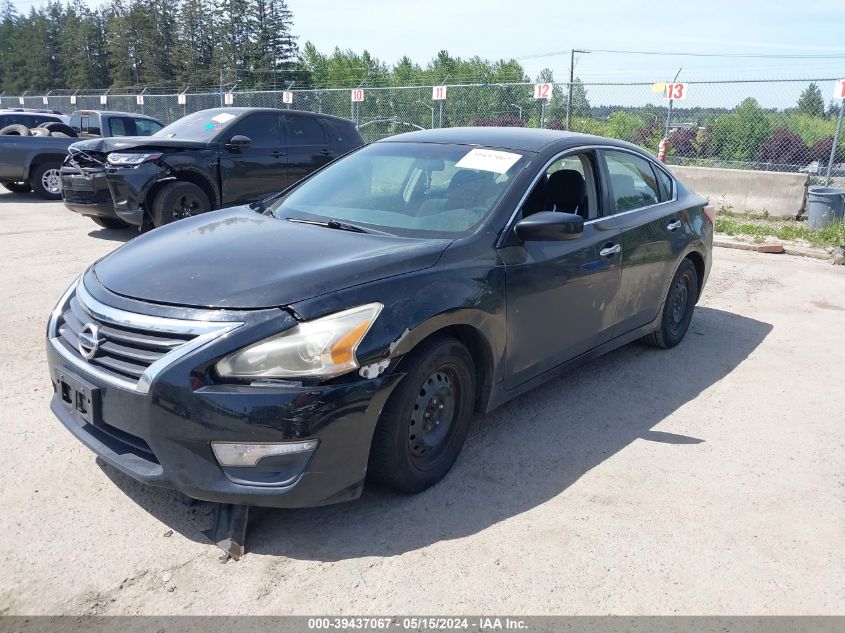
[807,187,845,229]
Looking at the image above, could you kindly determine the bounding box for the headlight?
[107,152,161,166]
[216,303,382,379]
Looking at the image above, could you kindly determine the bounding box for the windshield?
[269,142,526,238]
[153,109,240,141]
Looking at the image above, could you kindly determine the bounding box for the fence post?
[826,101,844,185]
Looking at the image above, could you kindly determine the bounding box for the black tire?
[90,216,129,229]
[642,258,699,349]
[0,124,30,136]
[37,121,77,137]
[368,336,476,494]
[28,162,63,200]
[150,181,211,227]
[1,181,32,193]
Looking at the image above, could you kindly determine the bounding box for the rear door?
[280,114,336,189]
[502,150,623,389]
[219,112,288,206]
[599,148,691,335]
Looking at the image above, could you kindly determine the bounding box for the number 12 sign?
[663,82,687,100]
[534,83,552,100]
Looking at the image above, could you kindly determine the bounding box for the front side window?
[109,118,129,136]
[269,142,526,238]
[225,113,283,148]
[603,150,660,213]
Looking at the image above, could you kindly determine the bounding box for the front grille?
[63,188,112,205]
[49,281,243,392]
[56,294,196,383]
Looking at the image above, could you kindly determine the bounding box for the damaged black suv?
[61,107,364,229]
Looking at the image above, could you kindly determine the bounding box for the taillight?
[703,205,715,224]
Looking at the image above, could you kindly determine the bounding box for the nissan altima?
[46,127,713,507]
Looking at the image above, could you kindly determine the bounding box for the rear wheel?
[150,181,211,227]
[368,337,476,493]
[29,162,63,199]
[1,181,31,193]
[642,258,699,349]
[90,216,129,229]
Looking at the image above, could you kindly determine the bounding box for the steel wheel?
[408,367,459,468]
[642,258,699,349]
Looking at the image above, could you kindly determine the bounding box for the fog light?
[211,440,318,467]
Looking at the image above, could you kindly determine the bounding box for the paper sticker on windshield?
[211,113,236,123]
[455,148,521,174]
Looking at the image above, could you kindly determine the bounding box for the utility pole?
[665,67,683,139]
[566,49,590,131]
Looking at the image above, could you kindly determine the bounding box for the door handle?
[666,219,682,231]
[271,151,286,158]
[599,243,621,257]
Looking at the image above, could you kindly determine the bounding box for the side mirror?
[226,134,252,150]
[514,211,584,241]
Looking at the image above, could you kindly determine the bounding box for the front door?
[502,151,623,389]
[220,112,287,206]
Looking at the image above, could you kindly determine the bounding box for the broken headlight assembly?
[215,303,383,380]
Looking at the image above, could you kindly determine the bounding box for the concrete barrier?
[669,165,807,217]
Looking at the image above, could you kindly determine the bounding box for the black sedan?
[46,127,713,508]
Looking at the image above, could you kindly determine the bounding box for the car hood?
[70,136,209,153]
[92,207,451,309]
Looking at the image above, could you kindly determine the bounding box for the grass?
[714,212,845,249]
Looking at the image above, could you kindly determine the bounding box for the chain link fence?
[2,78,843,177]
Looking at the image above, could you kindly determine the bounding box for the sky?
[9,0,845,108]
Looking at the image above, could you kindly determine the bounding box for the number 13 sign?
[834,80,845,100]
[663,82,687,100]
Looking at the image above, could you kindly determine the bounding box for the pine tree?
[797,83,825,118]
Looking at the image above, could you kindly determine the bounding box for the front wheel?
[368,337,476,494]
[1,181,32,194]
[150,181,211,227]
[642,258,699,349]
[29,162,63,200]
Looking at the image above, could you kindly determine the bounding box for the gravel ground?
[1,190,843,616]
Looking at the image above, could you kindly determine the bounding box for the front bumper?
[61,167,117,218]
[46,277,401,508]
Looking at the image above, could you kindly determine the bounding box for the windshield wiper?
[286,217,390,236]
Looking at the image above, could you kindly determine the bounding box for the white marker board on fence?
[351,88,364,102]
[533,83,552,100]
[177,93,186,105]
[224,93,234,105]
[42,96,48,105]
[70,95,77,105]
[835,80,845,100]
[136,95,144,105]
[432,85,447,101]
[282,91,293,104]
[18,97,24,104]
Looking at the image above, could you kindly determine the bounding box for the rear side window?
[655,167,674,201]
[286,116,327,146]
[78,114,101,135]
[134,119,162,136]
[109,117,129,136]
[602,150,660,213]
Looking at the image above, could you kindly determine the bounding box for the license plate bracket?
[67,175,94,191]
[56,369,100,425]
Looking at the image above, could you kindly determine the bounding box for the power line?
[517,48,845,61]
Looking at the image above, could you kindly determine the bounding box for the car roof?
[74,110,160,120]
[193,107,355,125]
[378,126,645,154]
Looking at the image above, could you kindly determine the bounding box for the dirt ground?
[1,190,843,616]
